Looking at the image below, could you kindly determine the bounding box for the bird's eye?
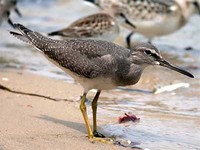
[144,50,152,55]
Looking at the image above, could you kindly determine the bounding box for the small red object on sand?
[118,113,140,123]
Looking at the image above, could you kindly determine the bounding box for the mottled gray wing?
[42,39,130,78]
[11,24,130,78]
[121,0,178,21]
[50,27,96,38]
[48,13,115,38]
[127,0,177,8]
[152,0,178,12]
[153,0,176,6]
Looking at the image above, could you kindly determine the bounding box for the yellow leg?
[80,93,93,138]
[80,92,113,143]
[92,90,101,132]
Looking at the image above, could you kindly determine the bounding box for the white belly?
[122,6,186,38]
[132,15,185,38]
[43,53,117,92]
[78,76,117,92]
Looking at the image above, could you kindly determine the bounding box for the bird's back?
[11,24,130,79]
[48,13,119,42]
[99,0,184,37]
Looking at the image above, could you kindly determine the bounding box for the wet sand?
[0,69,124,150]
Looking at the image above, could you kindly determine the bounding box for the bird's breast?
[80,76,118,92]
[130,13,184,37]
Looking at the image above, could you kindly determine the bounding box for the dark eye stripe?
[144,50,160,59]
[152,53,160,59]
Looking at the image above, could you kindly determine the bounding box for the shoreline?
[0,69,123,150]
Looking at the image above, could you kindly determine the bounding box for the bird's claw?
[89,136,115,144]
[93,130,105,138]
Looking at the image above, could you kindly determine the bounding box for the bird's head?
[184,0,200,14]
[191,0,200,14]
[84,0,99,6]
[175,0,200,20]
[128,43,194,78]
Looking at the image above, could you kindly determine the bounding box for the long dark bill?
[84,0,95,4]
[159,59,194,78]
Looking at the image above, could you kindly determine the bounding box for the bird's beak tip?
[84,0,95,3]
[158,59,194,78]
[189,74,194,78]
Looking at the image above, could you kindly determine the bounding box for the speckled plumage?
[120,0,177,20]
[86,0,200,39]
[11,24,193,91]
[48,13,119,42]
[10,24,194,142]
[11,24,135,89]
[98,0,177,20]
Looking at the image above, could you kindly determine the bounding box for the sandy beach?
[0,69,125,150]
[0,0,200,149]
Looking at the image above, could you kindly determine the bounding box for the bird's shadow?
[35,114,87,134]
[35,115,143,149]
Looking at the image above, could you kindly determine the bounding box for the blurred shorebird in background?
[48,12,135,42]
[85,0,200,47]
[0,0,22,28]
[48,13,120,42]
[3,0,22,17]
[10,24,193,144]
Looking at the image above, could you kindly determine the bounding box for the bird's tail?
[10,30,32,44]
[10,23,54,51]
[10,24,33,44]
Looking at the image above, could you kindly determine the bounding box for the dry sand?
[0,69,124,150]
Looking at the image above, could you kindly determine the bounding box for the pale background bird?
[0,0,21,28]
[48,12,136,43]
[48,12,120,42]
[85,0,200,47]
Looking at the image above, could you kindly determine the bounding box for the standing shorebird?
[85,0,200,47]
[0,0,21,28]
[10,24,194,143]
[48,12,135,42]
[48,13,120,42]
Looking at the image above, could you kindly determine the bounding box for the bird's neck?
[115,63,144,86]
[176,0,198,21]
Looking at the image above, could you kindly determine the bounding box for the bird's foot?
[87,131,114,144]
[89,136,115,144]
[93,130,105,138]
[88,134,140,148]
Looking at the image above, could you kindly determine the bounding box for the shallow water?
[0,0,200,149]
